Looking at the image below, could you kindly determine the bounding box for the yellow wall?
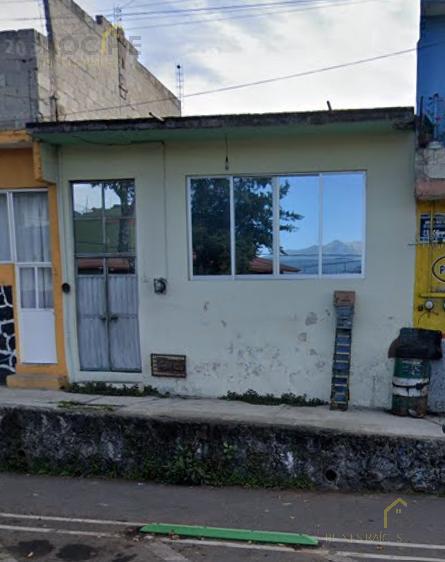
[414,201,445,333]
[0,139,67,381]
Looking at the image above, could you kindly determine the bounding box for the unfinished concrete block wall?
[0,0,180,131]
[43,0,180,121]
[0,30,44,129]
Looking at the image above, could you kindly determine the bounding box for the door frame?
[70,180,142,375]
[2,189,58,365]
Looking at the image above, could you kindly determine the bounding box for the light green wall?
[57,130,416,407]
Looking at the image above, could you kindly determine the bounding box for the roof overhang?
[27,107,415,147]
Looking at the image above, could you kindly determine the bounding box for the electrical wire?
[120,0,355,16]
[57,45,417,118]
[0,0,378,22]
[122,0,380,30]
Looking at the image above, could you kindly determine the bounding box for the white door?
[14,193,57,364]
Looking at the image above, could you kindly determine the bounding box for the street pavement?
[0,473,444,561]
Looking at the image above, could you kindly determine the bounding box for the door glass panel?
[77,258,105,276]
[73,183,103,216]
[106,257,136,275]
[234,177,273,275]
[106,218,135,254]
[322,173,364,275]
[14,193,51,263]
[0,194,10,261]
[104,180,135,218]
[37,267,53,309]
[20,267,36,309]
[279,175,319,275]
[74,219,104,254]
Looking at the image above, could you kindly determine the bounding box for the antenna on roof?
[113,4,123,25]
[327,100,333,111]
[176,64,184,112]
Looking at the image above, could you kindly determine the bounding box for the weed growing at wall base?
[66,382,170,398]
[221,389,327,407]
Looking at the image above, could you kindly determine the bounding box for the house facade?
[0,0,179,389]
[28,108,416,407]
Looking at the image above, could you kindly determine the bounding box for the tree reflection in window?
[73,180,135,256]
[190,178,231,276]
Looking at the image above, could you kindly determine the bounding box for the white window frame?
[0,192,12,264]
[187,171,366,281]
[0,189,53,309]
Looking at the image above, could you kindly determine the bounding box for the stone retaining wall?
[0,406,443,493]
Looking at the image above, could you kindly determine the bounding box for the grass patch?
[221,389,327,407]
[65,382,170,398]
[57,400,116,412]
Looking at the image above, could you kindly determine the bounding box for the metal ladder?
[330,292,355,411]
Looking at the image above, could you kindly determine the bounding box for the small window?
[188,172,365,279]
[0,193,11,262]
[19,266,53,309]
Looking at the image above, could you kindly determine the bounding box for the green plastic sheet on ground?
[140,523,318,546]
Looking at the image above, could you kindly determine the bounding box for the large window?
[188,172,365,279]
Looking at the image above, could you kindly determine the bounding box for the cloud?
[1,0,420,115]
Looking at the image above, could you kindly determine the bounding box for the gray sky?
[1,0,419,115]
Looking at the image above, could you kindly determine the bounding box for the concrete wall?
[0,30,42,129]
[57,129,416,408]
[0,0,180,130]
[43,0,180,120]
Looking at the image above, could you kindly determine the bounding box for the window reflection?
[107,257,136,275]
[279,176,319,275]
[74,219,104,255]
[72,180,136,256]
[191,178,231,276]
[188,173,365,278]
[77,258,105,276]
[106,218,136,254]
[73,183,102,216]
[234,177,273,275]
[322,173,364,275]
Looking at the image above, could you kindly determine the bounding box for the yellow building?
[0,131,66,389]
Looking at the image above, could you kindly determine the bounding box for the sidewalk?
[0,387,444,440]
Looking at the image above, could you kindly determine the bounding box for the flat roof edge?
[27,107,415,137]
